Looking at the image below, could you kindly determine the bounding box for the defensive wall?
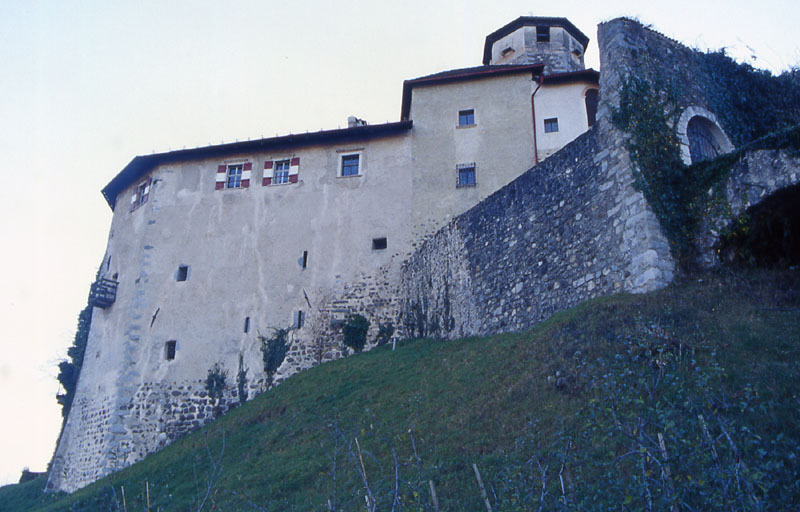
[398,17,800,339]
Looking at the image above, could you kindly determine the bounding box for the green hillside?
[3,268,799,511]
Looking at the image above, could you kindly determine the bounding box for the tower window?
[176,265,189,282]
[372,237,388,250]
[458,109,475,127]
[244,317,250,333]
[165,340,176,361]
[294,310,305,329]
[302,250,308,269]
[544,118,559,133]
[536,26,550,42]
[585,89,599,127]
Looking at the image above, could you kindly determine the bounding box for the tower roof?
[482,16,590,65]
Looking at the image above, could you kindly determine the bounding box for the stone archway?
[676,106,734,165]
[718,182,800,267]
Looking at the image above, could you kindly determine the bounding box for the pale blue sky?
[0,0,797,487]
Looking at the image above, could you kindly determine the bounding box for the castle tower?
[483,16,589,74]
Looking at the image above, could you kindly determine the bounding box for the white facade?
[48,16,599,493]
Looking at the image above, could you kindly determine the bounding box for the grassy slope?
[2,268,799,511]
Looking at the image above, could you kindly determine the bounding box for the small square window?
[536,26,550,43]
[165,340,176,360]
[226,164,243,188]
[372,237,387,250]
[457,163,476,188]
[458,109,475,127]
[544,118,559,133]
[176,265,189,282]
[341,154,360,176]
[273,159,290,184]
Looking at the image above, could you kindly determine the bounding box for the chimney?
[347,116,368,128]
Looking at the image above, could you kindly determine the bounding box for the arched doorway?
[718,183,800,267]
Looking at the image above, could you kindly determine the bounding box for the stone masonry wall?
[399,19,680,340]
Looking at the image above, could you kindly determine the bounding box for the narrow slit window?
[165,340,176,361]
[295,310,305,329]
[372,237,387,250]
[176,265,189,282]
[302,250,308,269]
[244,317,250,333]
[544,118,559,133]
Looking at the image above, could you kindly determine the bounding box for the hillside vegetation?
[2,268,799,511]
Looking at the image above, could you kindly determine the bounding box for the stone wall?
[399,125,673,338]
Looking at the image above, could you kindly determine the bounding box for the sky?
[0,0,798,488]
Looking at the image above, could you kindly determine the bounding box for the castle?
[48,15,800,493]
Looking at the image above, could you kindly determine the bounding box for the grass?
[2,267,799,511]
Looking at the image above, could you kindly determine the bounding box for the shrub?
[205,363,228,417]
[260,328,290,389]
[342,314,370,353]
[236,351,248,404]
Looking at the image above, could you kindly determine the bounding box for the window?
[226,164,243,188]
[544,118,559,133]
[244,317,250,333]
[294,310,305,329]
[585,89,599,127]
[341,154,360,176]
[687,117,722,163]
[129,177,151,212]
[165,340,176,361]
[273,159,290,184]
[536,26,550,42]
[216,163,251,190]
[302,251,308,269]
[372,237,387,250]
[176,265,189,282]
[501,47,514,57]
[458,109,475,127]
[457,163,476,188]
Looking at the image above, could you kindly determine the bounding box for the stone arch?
[718,182,800,267]
[676,106,734,165]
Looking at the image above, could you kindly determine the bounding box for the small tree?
[343,314,370,354]
[260,328,290,389]
[205,363,228,418]
[236,351,248,404]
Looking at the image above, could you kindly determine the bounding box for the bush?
[260,328,290,389]
[342,314,370,353]
[205,363,228,417]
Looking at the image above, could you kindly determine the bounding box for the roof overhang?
[101,120,413,210]
[400,63,545,121]
[482,17,590,65]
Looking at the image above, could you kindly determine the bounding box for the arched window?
[687,116,722,163]
[585,89,598,127]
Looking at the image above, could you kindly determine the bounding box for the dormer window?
[536,26,550,43]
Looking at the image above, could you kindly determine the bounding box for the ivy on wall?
[612,42,800,272]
